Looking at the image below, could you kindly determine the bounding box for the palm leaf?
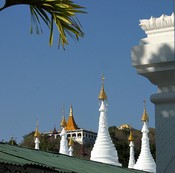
[0,0,86,49]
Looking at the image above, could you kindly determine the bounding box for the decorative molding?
[139,13,174,31]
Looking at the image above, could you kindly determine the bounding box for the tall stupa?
[59,115,69,155]
[134,101,156,172]
[128,128,135,169]
[34,121,40,150]
[90,75,122,166]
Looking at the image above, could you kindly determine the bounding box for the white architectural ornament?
[34,137,40,150]
[90,76,122,166]
[139,13,174,31]
[134,121,156,172]
[59,127,69,155]
[131,12,175,173]
[34,121,40,150]
[128,130,135,169]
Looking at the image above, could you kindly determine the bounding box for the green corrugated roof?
[0,143,147,173]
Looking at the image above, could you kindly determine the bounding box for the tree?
[0,0,86,48]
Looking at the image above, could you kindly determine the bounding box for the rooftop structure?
[0,143,146,173]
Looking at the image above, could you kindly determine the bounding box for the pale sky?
[0,0,173,143]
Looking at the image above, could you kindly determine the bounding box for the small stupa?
[59,116,69,155]
[68,137,74,156]
[90,75,122,166]
[34,121,40,150]
[128,128,135,169]
[134,101,156,172]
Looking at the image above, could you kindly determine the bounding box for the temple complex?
[90,75,122,166]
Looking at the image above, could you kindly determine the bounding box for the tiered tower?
[34,121,40,150]
[59,116,69,155]
[128,128,135,169]
[90,75,122,166]
[134,101,156,172]
[66,105,78,131]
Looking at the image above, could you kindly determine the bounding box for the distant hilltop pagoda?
[44,105,97,145]
[90,75,122,166]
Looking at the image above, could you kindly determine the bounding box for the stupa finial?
[141,100,149,122]
[34,121,40,138]
[98,74,107,101]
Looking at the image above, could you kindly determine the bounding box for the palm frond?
[0,0,86,48]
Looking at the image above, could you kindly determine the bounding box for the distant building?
[44,105,97,145]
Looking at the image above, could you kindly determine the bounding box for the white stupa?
[59,116,69,155]
[134,101,156,172]
[68,137,74,156]
[34,121,40,150]
[128,128,135,169]
[90,75,122,166]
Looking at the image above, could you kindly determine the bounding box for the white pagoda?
[59,116,69,155]
[34,121,40,150]
[134,101,156,172]
[90,75,122,166]
[128,128,135,169]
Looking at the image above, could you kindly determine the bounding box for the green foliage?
[0,0,86,48]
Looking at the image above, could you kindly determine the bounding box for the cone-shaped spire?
[59,127,69,155]
[34,121,40,138]
[60,115,67,128]
[68,137,74,156]
[34,121,40,150]
[66,105,78,131]
[141,100,149,122]
[128,128,135,169]
[98,74,107,101]
[69,137,74,146]
[91,75,122,166]
[128,128,134,142]
[134,102,156,172]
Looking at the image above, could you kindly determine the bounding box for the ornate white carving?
[139,13,174,31]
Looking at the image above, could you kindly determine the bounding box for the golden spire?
[60,115,67,128]
[66,105,78,131]
[141,100,149,122]
[98,74,107,101]
[34,121,40,138]
[69,137,74,146]
[128,128,134,141]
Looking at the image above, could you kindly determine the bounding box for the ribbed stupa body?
[90,101,122,166]
[59,128,69,155]
[34,137,40,150]
[134,121,156,172]
[128,141,135,168]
